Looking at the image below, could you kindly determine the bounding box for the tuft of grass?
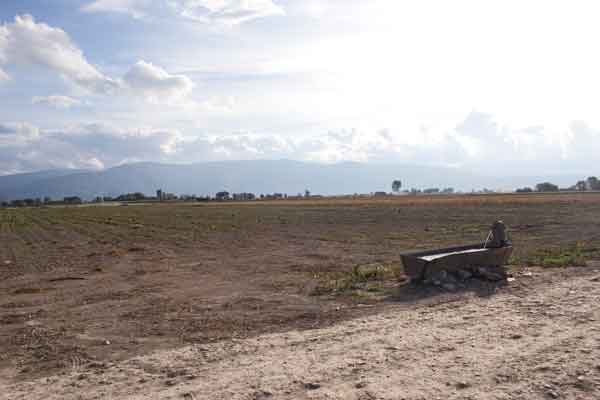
[309,262,404,297]
[532,242,597,268]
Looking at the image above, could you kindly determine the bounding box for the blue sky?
[1,0,600,175]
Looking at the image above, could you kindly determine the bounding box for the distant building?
[156,189,163,201]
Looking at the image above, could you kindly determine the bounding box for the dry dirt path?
[3,268,600,400]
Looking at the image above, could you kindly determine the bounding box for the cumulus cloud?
[3,110,600,175]
[32,95,81,109]
[0,121,182,173]
[0,15,195,105]
[82,0,284,25]
[0,14,119,94]
[123,61,194,103]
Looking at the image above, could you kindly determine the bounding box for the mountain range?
[0,160,584,201]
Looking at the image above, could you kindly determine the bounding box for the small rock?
[455,381,471,389]
[182,393,196,400]
[456,269,472,281]
[3,260,12,265]
[104,340,111,345]
[546,390,559,399]
[590,276,600,282]
[510,334,523,340]
[253,390,272,399]
[304,382,321,390]
[165,380,176,387]
[442,283,457,291]
[355,382,366,389]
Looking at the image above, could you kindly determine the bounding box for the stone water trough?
[400,221,513,287]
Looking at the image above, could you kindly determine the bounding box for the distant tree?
[586,176,600,191]
[442,187,454,194]
[423,188,440,194]
[392,180,402,193]
[535,182,559,192]
[215,191,230,201]
[43,196,52,204]
[304,189,310,198]
[0,201,8,207]
[575,180,587,191]
[11,199,25,207]
[516,187,534,193]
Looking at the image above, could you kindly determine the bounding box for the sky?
[0,0,599,175]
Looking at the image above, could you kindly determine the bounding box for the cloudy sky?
[0,0,599,175]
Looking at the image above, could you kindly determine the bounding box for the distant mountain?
[0,160,584,201]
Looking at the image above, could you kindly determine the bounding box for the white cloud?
[169,0,285,25]
[123,61,194,103]
[0,122,40,147]
[3,111,600,175]
[0,15,195,106]
[81,0,152,19]
[0,68,9,82]
[32,95,81,109]
[0,15,119,94]
[82,0,284,25]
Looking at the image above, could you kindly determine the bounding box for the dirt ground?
[1,193,600,398]
[3,266,599,399]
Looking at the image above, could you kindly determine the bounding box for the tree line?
[516,176,600,193]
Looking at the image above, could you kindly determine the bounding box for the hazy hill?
[0,160,583,201]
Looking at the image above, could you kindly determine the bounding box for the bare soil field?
[1,193,600,398]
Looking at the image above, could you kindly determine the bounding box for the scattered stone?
[546,390,559,399]
[456,269,472,281]
[507,277,516,282]
[3,260,12,265]
[509,334,523,340]
[455,381,471,389]
[253,390,272,399]
[476,266,506,281]
[182,393,196,400]
[304,382,321,390]
[442,283,457,291]
[355,382,367,389]
[165,380,177,387]
[104,340,111,345]
[590,276,600,282]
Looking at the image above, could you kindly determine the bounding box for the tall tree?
[392,180,402,193]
